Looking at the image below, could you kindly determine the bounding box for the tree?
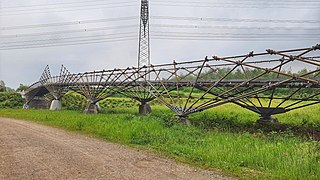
[16,84,29,92]
[0,80,5,92]
[0,85,5,92]
[6,87,15,92]
[0,80,5,86]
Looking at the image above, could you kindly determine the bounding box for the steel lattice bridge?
[24,45,320,123]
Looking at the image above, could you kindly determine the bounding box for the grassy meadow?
[0,101,319,179]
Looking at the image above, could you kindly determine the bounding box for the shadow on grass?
[189,114,320,141]
[147,108,320,141]
[68,105,320,141]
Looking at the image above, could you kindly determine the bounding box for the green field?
[0,102,319,179]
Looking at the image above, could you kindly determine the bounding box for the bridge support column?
[139,101,152,115]
[257,115,279,124]
[174,115,191,125]
[84,102,99,114]
[50,99,62,110]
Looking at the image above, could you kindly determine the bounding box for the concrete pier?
[50,100,62,110]
[84,102,99,114]
[257,115,279,124]
[139,102,152,115]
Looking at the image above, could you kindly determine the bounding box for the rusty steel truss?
[24,44,320,122]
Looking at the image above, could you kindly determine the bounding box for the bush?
[0,92,25,108]
[60,91,87,111]
[99,98,139,109]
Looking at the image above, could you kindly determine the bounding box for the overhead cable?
[0,16,138,30]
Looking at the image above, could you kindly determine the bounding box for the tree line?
[0,80,28,92]
[175,67,319,81]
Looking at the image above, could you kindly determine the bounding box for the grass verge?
[0,108,319,179]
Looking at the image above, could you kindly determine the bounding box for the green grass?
[0,107,319,179]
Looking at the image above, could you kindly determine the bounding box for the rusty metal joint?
[236,61,242,65]
[212,56,220,61]
[289,55,295,61]
[265,68,271,73]
[266,49,276,55]
[248,51,254,57]
[312,44,320,51]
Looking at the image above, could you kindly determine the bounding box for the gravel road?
[0,117,230,180]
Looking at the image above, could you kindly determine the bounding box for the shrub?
[60,91,87,111]
[0,92,25,108]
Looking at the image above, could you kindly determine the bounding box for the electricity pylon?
[138,0,150,68]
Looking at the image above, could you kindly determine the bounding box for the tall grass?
[0,108,319,179]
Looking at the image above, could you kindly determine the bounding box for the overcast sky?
[0,0,319,88]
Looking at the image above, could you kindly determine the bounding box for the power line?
[2,23,318,39]
[150,34,318,40]
[2,0,319,17]
[152,36,317,41]
[3,17,314,30]
[154,0,320,6]
[0,1,136,13]
[0,16,138,30]
[3,32,318,45]
[152,2,320,9]
[2,27,318,45]
[0,37,137,51]
[151,30,320,39]
[1,0,319,10]
[207,0,320,3]
[2,37,315,51]
[0,35,138,50]
[1,0,134,9]
[2,16,318,31]
[3,0,319,9]
[152,16,320,24]
[2,32,137,45]
[152,24,320,31]
[2,31,317,48]
[2,24,318,39]
[1,34,316,51]
[4,0,318,10]
[151,31,320,36]
[154,0,320,3]
[0,4,138,16]
[152,32,318,38]
[0,25,138,39]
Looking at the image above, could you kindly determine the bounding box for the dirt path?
[0,117,229,180]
